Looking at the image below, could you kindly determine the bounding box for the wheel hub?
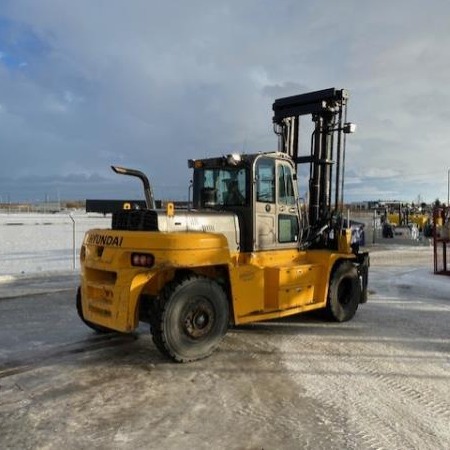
[184,301,214,339]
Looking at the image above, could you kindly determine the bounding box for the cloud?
[364,168,401,179]
[0,0,449,203]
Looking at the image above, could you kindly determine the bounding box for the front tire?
[325,261,361,322]
[151,275,229,362]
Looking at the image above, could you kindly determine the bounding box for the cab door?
[254,156,299,251]
[276,161,300,247]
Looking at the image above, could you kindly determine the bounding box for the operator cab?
[190,154,249,209]
[189,88,357,255]
[189,152,301,253]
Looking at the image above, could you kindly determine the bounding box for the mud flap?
[356,252,370,303]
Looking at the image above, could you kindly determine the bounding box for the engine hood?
[112,208,240,252]
[157,210,240,252]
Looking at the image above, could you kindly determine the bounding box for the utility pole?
[447,168,449,206]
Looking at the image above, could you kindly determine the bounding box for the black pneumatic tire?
[76,287,112,333]
[325,261,361,322]
[151,275,229,363]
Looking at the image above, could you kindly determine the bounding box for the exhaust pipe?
[111,166,155,209]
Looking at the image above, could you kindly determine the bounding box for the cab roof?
[187,151,293,169]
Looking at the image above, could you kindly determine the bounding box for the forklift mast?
[272,88,354,232]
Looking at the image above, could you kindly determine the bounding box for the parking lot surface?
[0,246,449,449]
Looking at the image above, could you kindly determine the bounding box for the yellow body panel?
[81,230,230,331]
[230,250,352,324]
[387,213,429,229]
[410,214,429,229]
[387,213,400,226]
[80,229,356,332]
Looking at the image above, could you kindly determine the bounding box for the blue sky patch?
[0,16,50,69]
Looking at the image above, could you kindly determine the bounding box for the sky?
[0,0,449,205]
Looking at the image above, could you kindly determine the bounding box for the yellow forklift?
[77,88,369,362]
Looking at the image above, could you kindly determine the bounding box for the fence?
[0,212,111,276]
[1,210,432,277]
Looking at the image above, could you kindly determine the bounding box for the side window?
[198,168,247,207]
[278,164,295,205]
[223,168,247,206]
[278,214,299,243]
[203,170,215,189]
[256,159,275,203]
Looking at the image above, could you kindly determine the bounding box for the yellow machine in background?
[78,88,369,362]
[387,209,429,230]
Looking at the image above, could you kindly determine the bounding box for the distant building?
[350,201,381,210]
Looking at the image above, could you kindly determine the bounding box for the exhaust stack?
[111,166,155,209]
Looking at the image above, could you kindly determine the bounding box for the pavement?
[0,271,80,300]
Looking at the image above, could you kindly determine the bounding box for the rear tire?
[151,275,229,362]
[76,287,112,333]
[326,261,361,322]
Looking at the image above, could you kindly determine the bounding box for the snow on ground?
[0,212,110,275]
[369,244,449,300]
[0,212,110,298]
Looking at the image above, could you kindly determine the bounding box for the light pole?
[448,168,450,206]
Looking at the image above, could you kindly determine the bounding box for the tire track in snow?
[217,332,351,449]
[277,322,450,449]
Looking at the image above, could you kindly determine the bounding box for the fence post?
[69,213,76,270]
[373,209,376,244]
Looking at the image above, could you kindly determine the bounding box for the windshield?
[196,167,247,207]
